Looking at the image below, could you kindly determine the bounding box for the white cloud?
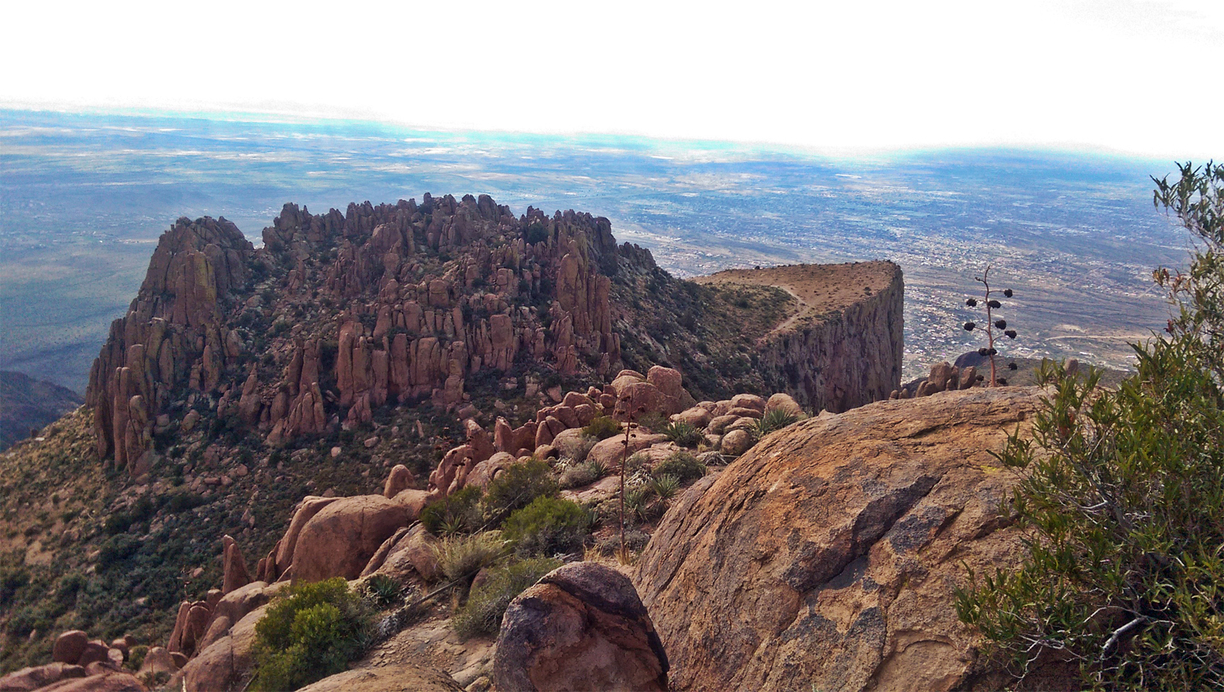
[1,0,1220,157]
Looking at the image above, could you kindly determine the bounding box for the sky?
[2,0,1221,158]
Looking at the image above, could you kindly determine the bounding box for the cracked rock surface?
[634,386,1043,692]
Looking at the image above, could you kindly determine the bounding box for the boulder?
[672,407,712,429]
[646,366,693,408]
[373,523,439,583]
[273,496,341,575]
[291,495,410,583]
[170,604,266,692]
[705,414,738,435]
[719,429,754,456]
[635,387,1043,692]
[729,393,766,412]
[617,382,681,419]
[138,647,179,677]
[52,630,88,665]
[494,562,668,692]
[587,432,667,471]
[296,664,463,691]
[383,464,415,498]
[466,451,517,490]
[76,640,111,667]
[765,393,803,416]
[0,663,85,691]
[28,671,148,691]
[221,535,250,594]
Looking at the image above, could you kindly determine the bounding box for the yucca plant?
[755,408,800,437]
[961,266,1020,386]
[663,420,704,447]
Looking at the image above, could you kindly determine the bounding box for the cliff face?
[756,264,904,413]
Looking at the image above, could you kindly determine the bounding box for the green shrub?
[452,557,561,639]
[663,421,704,447]
[956,162,1224,690]
[636,412,670,433]
[559,460,606,490]
[581,415,620,440]
[358,574,404,609]
[648,474,681,501]
[250,578,373,691]
[420,486,484,536]
[652,451,706,484]
[483,459,558,524]
[625,486,663,523]
[755,408,800,437]
[125,645,148,672]
[501,496,594,557]
[432,532,509,584]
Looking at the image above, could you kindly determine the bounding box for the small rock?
[720,429,754,456]
[364,436,380,449]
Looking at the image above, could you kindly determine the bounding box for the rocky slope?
[0,371,82,452]
[634,386,1049,692]
[1,194,905,676]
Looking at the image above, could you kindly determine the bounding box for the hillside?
[0,372,82,451]
[0,194,904,675]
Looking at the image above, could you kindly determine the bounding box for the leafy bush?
[452,557,561,639]
[581,415,621,440]
[755,408,800,437]
[557,435,596,464]
[956,162,1224,690]
[420,486,484,536]
[652,451,706,484]
[250,578,373,691]
[501,496,594,557]
[636,412,670,434]
[358,574,404,609]
[559,460,606,490]
[431,532,509,584]
[663,421,704,447]
[483,459,558,524]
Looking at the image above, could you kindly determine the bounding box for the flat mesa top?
[694,261,897,333]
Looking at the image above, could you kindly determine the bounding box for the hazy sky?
[2,0,1221,157]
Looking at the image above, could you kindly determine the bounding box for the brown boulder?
[635,387,1042,692]
[221,535,250,594]
[729,393,766,412]
[466,451,517,490]
[672,406,712,429]
[296,664,463,691]
[52,630,88,665]
[765,393,803,416]
[373,523,440,583]
[0,663,85,691]
[170,604,265,692]
[587,431,667,471]
[494,562,668,692]
[76,640,111,667]
[138,647,178,677]
[383,464,415,498]
[33,671,147,691]
[719,429,754,456]
[273,496,341,575]
[291,495,410,583]
[617,382,680,419]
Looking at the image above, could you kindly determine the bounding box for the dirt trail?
[695,261,896,338]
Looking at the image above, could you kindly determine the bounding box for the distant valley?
[0,109,1189,391]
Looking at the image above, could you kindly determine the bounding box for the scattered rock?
[296,664,463,691]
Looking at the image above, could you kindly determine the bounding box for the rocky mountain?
[0,194,907,681]
[0,372,82,451]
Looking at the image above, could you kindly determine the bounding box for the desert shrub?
[483,459,558,524]
[557,435,596,464]
[652,451,706,484]
[636,411,670,433]
[755,408,799,437]
[125,644,148,672]
[431,532,509,584]
[582,415,621,440]
[559,460,606,489]
[648,474,681,501]
[97,535,140,568]
[250,578,373,691]
[957,162,1224,690]
[452,557,561,639]
[663,421,704,447]
[501,496,594,557]
[420,486,484,536]
[358,574,404,609]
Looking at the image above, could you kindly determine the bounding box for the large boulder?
[291,495,411,583]
[635,387,1043,692]
[0,663,85,691]
[52,630,88,665]
[296,664,463,691]
[494,562,668,692]
[587,431,667,471]
[170,604,266,692]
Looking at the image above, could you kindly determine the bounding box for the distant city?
[0,109,1190,391]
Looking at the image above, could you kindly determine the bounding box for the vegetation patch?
[452,557,561,640]
[502,496,594,557]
